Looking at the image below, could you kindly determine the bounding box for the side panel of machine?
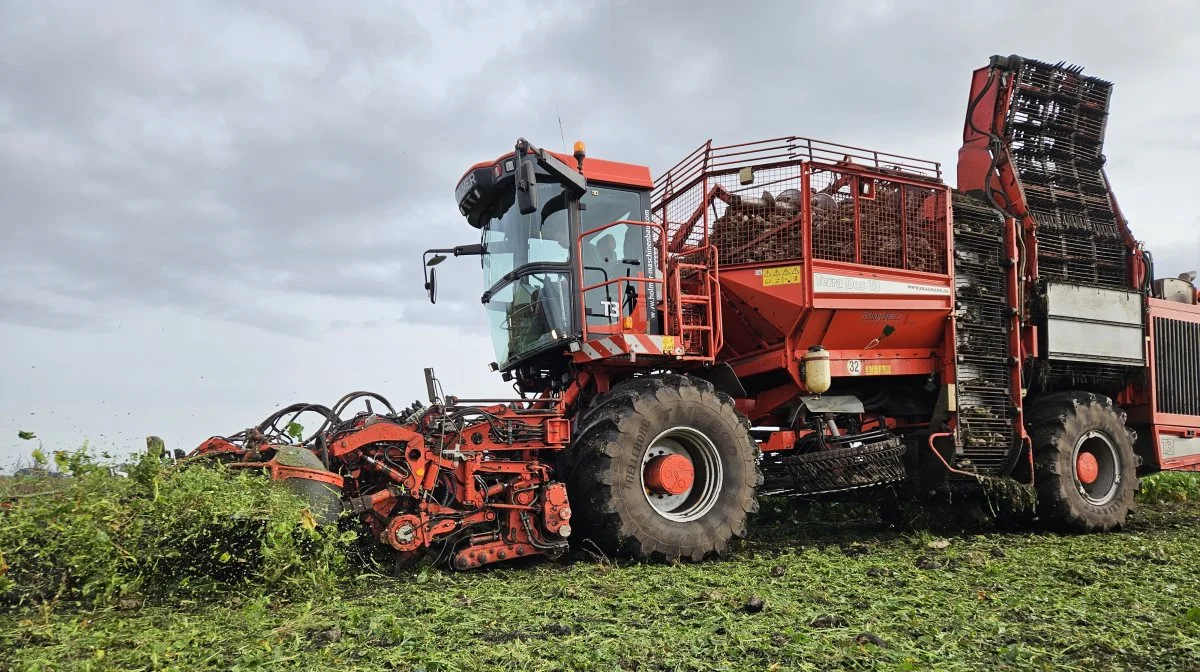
[1044,283,1145,367]
[1147,299,1200,471]
[810,263,953,381]
[1157,432,1200,470]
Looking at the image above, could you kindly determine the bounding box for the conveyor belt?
[952,193,1015,474]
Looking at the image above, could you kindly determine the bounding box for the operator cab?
[444,139,658,389]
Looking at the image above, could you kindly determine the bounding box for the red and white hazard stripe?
[572,334,682,362]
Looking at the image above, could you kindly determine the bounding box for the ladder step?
[680,296,709,304]
[681,325,713,331]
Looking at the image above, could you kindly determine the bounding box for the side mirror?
[425,267,437,304]
[516,158,538,216]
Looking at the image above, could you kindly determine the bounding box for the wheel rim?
[641,426,723,522]
[1071,430,1120,506]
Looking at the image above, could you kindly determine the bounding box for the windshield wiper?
[481,268,524,304]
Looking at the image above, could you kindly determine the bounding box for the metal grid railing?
[903,184,948,275]
[704,168,805,265]
[809,167,856,263]
[653,136,942,207]
[653,137,943,260]
[652,136,947,275]
[808,168,948,274]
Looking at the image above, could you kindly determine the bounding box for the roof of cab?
[461,150,654,190]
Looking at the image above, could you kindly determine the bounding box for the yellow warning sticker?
[661,336,675,352]
[865,364,892,375]
[762,265,802,287]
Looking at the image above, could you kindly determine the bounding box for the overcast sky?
[2,1,1198,469]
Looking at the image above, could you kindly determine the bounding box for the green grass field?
[4,473,1199,672]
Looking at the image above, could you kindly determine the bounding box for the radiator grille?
[1154,317,1200,417]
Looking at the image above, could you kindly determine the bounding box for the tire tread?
[562,373,761,563]
[1027,391,1138,532]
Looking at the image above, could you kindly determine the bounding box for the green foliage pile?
[1138,470,1200,504]
[0,447,355,611]
[5,495,1199,670]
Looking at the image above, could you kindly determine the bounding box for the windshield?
[480,181,572,367]
[478,180,652,368]
[483,272,571,368]
[482,182,570,290]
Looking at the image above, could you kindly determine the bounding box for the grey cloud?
[506,1,1192,173]
[0,1,521,335]
[2,1,1198,340]
[0,295,89,331]
[2,1,1200,470]
[1149,235,1200,280]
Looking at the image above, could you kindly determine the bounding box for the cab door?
[578,186,659,337]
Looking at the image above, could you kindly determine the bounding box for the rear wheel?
[561,374,762,562]
[1028,392,1138,532]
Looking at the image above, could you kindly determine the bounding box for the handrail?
[652,135,943,206]
[666,244,721,361]
[579,218,667,240]
[581,275,665,294]
[654,151,953,277]
[576,219,670,342]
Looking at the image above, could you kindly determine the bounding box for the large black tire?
[560,374,762,563]
[1027,391,1138,532]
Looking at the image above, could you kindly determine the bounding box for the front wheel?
[1028,392,1138,532]
[562,374,762,562]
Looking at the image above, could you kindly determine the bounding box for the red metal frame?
[651,141,954,427]
[1134,299,1200,470]
[576,219,668,343]
[192,401,579,571]
[959,57,1197,479]
[1003,215,1033,471]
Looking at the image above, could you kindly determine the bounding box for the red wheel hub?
[1076,452,1100,485]
[644,454,694,496]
